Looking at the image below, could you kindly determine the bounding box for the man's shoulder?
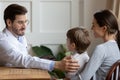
[0,31,6,39]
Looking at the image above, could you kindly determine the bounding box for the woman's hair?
[94,10,120,49]
[67,27,91,54]
[4,4,27,27]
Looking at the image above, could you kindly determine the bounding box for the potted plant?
[32,44,71,79]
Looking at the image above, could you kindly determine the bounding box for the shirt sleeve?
[79,45,106,80]
[50,61,55,71]
[0,38,54,71]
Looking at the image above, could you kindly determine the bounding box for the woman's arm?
[79,45,105,80]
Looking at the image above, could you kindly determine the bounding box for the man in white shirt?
[0,4,79,72]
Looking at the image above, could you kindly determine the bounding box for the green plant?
[32,44,70,79]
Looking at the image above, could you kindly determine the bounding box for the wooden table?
[0,67,51,80]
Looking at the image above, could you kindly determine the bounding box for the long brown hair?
[94,10,120,49]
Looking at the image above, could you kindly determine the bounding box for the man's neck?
[6,28,19,38]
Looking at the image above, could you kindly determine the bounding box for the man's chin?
[18,33,25,36]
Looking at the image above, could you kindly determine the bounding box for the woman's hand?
[54,56,80,72]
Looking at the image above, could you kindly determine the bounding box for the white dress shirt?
[0,28,55,71]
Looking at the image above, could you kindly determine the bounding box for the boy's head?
[66,27,91,54]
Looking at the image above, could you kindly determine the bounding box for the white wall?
[45,0,108,56]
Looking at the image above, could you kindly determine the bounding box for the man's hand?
[54,56,80,72]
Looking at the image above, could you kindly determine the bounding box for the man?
[0,4,79,71]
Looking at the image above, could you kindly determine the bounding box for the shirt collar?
[3,28,19,39]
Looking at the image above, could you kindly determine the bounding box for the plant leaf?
[56,52,65,61]
[32,45,55,59]
[52,69,65,78]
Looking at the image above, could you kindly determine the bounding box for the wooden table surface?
[0,67,51,80]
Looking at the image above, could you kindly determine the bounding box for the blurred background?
[0,0,119,56]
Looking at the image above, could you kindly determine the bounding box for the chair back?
[106,59,120,80]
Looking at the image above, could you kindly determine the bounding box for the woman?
[71,10,120,80]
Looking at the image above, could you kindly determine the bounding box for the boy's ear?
[71,43,76,49]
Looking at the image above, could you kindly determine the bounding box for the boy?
[66,27,91,80]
